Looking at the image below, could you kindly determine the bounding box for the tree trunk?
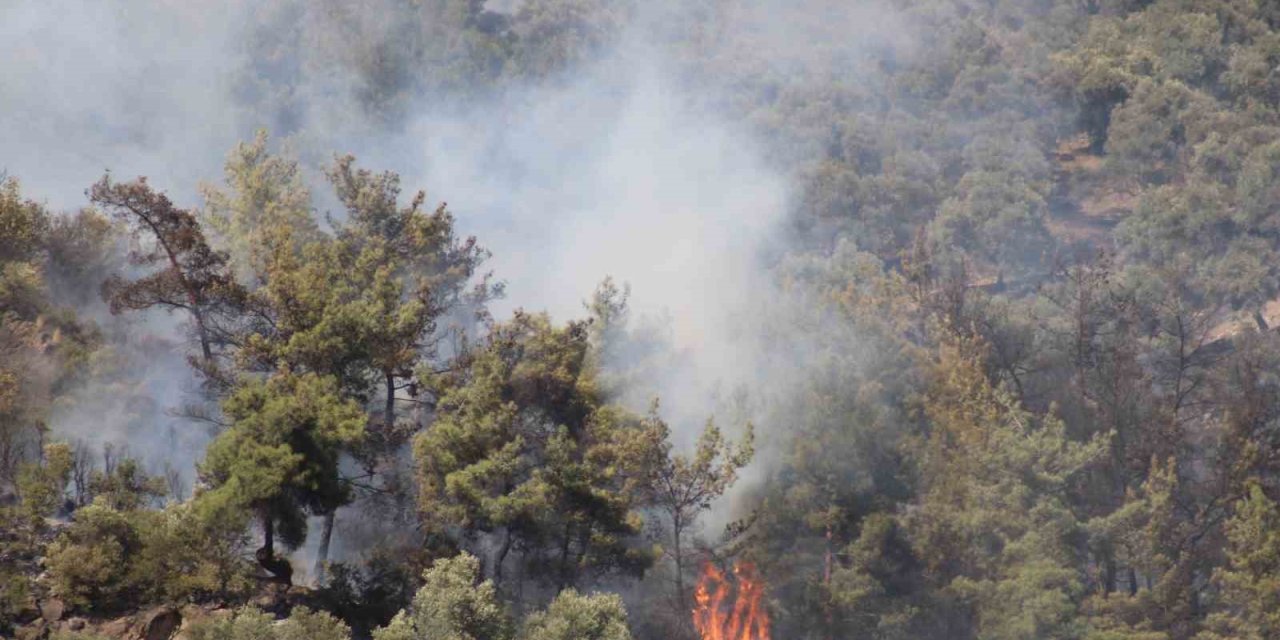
[673,516,686,613]
[1103,551,1117,596]
[385,372,396,432]
[314,510,336,585]
[559,522,574,590]
[261,508,274,558]
[193,308,213,364]
[493,529,513,586]
[824,523,834,640]
[256,510,293,585]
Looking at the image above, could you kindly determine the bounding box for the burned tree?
[89,175,243,367]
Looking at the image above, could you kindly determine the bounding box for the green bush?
[45,499,254,612]
[186,607,351,640]
[521,590,632,640]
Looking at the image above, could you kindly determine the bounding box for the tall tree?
[199,130,319,283]
[197,370,365,583]
[325,154,496,449]
[231,154,497,582]
[415,311,663,588]
[1198,484,1280,640]
[89,175,243,367]
[646,413,752,614]
[906,332,1108,639]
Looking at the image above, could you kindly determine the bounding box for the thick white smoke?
[2,0,913,569]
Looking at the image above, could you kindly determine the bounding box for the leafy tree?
[314,549,419,637]
[905,333,1107,639]
[45,497,256,612]
[0,177,49,265]
[45,500,140,610]
[508,0,628,78]
[1051,6,1226,153]
[646,413,752,612]
[199,130,318,283]
[1085,459,1197,637]
[415,311,662,588]
[738,242,928,637]
[14,442,72,524]
[187,606,352,640]
[233,153,495,580]
[825,513,931,640]
[1195,484,1280,639]
[1105,79,1212,183]
[373,552,513,640]
[197,370,365,583]
[42,207,121,306]
[375,552,634,640]
[87,457,167,511]
[521,589,633,640]
[931,168,1055,283]
[323,154,494,443]
[0,179,99,487]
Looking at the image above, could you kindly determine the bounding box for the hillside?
[6,1,1280,639]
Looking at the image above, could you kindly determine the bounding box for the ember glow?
[692,562,771,640]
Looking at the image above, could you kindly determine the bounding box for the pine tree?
[415,311,663,587]
[197,371,365,583]
[1198,484,1280,640]
[89,175,244,367]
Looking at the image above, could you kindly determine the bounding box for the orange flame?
[692,562,771,640]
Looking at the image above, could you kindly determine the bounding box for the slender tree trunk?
[385,372,396,432]
[493,529,513,586]
[1103,551,1117,597]
[516,550,528,618]
[261,509,274,557]
[824,523,834,640]
[256,509,293,584]
[193,307,213,364]
[314,511,336,585]
[673,515,686,613]
[559,522,574,589]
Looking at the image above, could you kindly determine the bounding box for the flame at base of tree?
[692,561,771,640]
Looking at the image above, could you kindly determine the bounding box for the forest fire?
[692,562,771,640]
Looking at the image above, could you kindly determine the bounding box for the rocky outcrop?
[140,606,182,640]
[10,583,317,639]
[12,604,184,640]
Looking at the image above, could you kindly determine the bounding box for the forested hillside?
[5,1,1280,639]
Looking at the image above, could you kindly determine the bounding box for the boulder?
[37,597,64,623]
[97,616,132,638]
[140,606,182,640]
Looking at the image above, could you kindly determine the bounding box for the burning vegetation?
[692,562,770,640]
